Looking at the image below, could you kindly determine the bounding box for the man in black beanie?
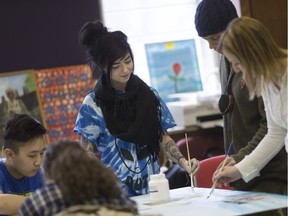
[194,1,287,216]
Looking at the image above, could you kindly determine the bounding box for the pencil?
[185,133,194,188]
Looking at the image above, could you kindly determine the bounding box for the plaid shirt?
[19,182,67,216]
[19,182,138,216]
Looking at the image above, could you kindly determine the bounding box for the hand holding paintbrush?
[206,156,228,199]
[207,140,233,199]
[177,134,200,189]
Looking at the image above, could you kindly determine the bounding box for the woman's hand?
[213,165,242,187]
[179,157,200,175]
[216,156,236,170]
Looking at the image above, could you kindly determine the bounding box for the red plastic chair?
[195,154,232,190]
[176,133,224,161]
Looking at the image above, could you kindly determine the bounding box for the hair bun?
[79,20,108,46]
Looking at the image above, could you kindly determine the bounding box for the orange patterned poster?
[35,65,92,142]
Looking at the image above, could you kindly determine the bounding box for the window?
[100,0,236,101]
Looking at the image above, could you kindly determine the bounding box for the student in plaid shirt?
[18,140,138,216]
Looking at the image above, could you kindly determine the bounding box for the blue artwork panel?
[145,39,202,102]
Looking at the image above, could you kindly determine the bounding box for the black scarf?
[94,74,163,158]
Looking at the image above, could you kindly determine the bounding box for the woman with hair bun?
[74,20,200,197]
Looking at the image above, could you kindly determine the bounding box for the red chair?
[195,154,232,190]
[176,130,224,161]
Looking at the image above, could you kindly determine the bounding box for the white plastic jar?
[148,173,170,202]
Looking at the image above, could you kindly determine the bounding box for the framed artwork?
[0,70,45,152]
[145,39,203,102]
[35,65,92,142]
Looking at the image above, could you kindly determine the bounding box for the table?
[131,187,288,216]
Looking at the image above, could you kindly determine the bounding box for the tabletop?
[131,187,288,216]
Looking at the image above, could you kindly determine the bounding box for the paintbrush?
[206,140,233,199]
[185,133,194,190]
[206,156,227,199]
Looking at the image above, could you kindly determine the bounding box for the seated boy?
[0,114,47,215]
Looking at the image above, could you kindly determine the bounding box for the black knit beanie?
[195,0,238,37]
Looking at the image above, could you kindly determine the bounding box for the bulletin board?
[0,69,45,152]
[35,65,92,142]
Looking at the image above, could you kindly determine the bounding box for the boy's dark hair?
[3,114,47,153]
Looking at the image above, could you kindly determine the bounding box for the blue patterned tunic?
[74,88,176,197]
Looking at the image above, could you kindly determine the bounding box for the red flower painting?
[168,62,185,93]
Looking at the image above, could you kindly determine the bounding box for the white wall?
[231,0,241,16]
[100,0,240,99]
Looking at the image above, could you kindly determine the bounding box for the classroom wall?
[240,0,287,49]
[0,0,102,73]
[100,0,241,98]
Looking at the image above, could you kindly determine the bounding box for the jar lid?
[150,173,165,180]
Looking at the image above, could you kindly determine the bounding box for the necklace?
[114,138,151,174]
[218,66,235,115]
